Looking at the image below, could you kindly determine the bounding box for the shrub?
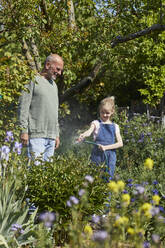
[26,151,109,222]
[117,114,165,171]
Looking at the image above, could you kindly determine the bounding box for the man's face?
[46,60,64,80]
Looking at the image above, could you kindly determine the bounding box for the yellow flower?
[84,224,93,236]
[122,194,131,206]
[108,181,119,193]
[152,195,160,205]
[144,158,154,170]
[141,203,152,212]
[140,203,152,218]
[144,211,152,218]
[117,180,125,191]
[127,227,135,235]
[114,216,129,227]
[114,217,123,227]
[122,216,129,225]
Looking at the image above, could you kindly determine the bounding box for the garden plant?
[0,112,165,247]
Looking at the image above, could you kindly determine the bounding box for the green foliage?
[0,113,165,246]
[26,151,108,221]
[0,0,165,116]
[0,179,37,247]
[117,114,165,171]
[0,54,35,102]
[0,53,35,139]
[139,33,165,105]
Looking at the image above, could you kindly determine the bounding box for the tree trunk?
[67,0,76,30]
[22,38,37,71]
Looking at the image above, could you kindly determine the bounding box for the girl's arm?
[99,124,123,151]
[78,123,95,142]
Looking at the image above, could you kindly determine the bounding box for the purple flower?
[150,207,160,216]
[127,179,133,183]
[0,145,10,161]
[13,142,22,155]
[157,216,165,223]
[138,132,145,143]
[5,131,14,142]
[70,196,79,205]
[142,181,148,185]
[78,189,85,197]
[152,180,158,185]
[158,206,165,213]
[92,230,108,242]
[91,214,100,223]
[85,175,94,183]
[11,224,24,234]
[143,241,151,248]
[39,212,56,227]
[152,234,160,243]
[136,185,145,194]
[123,190,128,194]
[152,189,159,195]
[66,200,72,207]
[138,138,144,143]
[127,183,133,187]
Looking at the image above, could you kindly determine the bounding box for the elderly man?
[18,54,64,162]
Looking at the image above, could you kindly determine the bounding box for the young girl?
[78,96,123,180]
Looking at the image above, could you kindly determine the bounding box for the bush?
[117,114,165,171]
[1,112,165,247]
[26,151,109,222]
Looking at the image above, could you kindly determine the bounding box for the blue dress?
[90,120,116,180]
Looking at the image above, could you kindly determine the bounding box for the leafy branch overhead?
[0,0,165,108]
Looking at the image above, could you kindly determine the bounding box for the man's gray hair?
[45,54,63,64]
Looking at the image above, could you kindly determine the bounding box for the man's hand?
[55,137,60,149]
[20,133,29,146]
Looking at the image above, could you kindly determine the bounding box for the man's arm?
[18,81,34,145]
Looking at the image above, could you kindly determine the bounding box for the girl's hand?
[77,134,85,143]
[98,144,106,151]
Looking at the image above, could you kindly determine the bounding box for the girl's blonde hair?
[99,96,115,115]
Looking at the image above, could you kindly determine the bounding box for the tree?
[0,0,165,127]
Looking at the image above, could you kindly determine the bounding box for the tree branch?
[60,23,165,103]
[67,0,76,30]
[60,62,102,103]
[111,24,165,48]
[21,38,37,70]
[40,0,52,30]
[30,37,41,71]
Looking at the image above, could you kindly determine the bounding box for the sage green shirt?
[18,75,59,139]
